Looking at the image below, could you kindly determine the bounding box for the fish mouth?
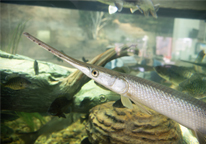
[23,32,91,76]
[72,62,90,75]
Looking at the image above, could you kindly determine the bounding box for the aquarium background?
[1,1,205,144]
[1,2,206,65]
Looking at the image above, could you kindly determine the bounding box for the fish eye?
[91,69,99,77]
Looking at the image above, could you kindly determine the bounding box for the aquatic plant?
[7,21,27,54]
[79,11,108,39]
[15,112,46,132]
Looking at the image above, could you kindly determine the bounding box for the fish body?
[116,73,206,133]
[33,60,39,75]
[2,77,31,90]
[23,32,206,142]
[154,65,196,85]
[94,81,110,90]
[94,66,129,90]
[48,96,73,118]
[97,0,159,18]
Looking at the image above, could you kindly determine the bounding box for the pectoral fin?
[195,131,206,144]
[121,95,133,109]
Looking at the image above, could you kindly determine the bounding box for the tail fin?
[16,131,39,144]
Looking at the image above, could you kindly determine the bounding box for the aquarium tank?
[1,0,206,144]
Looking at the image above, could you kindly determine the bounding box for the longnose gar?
[23,32,206,142]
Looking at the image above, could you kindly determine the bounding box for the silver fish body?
[121,73,206,134]
[76,64,206,134]
[23,32,206,136]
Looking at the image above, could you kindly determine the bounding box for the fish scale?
[123,74,206,133]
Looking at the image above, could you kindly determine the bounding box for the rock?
[0,50,73,113]
[179,125,198,144]
[86,101,183,144]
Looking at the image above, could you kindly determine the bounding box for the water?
[1,1,205,144]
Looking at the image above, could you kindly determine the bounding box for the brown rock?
[86,101,183,144]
